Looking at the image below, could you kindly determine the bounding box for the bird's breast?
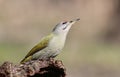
[48,35,66,50]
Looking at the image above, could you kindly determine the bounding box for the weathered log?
[0,59,66,77]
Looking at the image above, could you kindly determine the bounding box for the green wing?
[20,33,53,63]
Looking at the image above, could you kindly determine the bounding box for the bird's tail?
[20,56,32,64]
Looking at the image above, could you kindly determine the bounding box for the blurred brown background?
[0,0,120,77]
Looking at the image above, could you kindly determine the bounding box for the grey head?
[52,18,80,35]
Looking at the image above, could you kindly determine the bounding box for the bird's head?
[52,18,80,35]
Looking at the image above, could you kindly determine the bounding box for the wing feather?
[20,33,53,63]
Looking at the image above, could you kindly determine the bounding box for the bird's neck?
[52,32,68,39]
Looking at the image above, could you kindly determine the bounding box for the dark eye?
[62,22,67,24]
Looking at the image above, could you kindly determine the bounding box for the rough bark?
[0,59,66,77]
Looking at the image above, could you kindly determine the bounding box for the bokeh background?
[0,0,120,77]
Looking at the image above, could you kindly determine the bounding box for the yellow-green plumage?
[20,33,54,63]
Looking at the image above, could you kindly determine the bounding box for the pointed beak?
[69,18,80,23]
[64,18,80,30]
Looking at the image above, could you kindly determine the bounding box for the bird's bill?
[68,18,80,25]
[69,18,80,23]
[63,18,80,30]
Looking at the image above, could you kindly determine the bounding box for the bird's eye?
[62,22,67,24]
